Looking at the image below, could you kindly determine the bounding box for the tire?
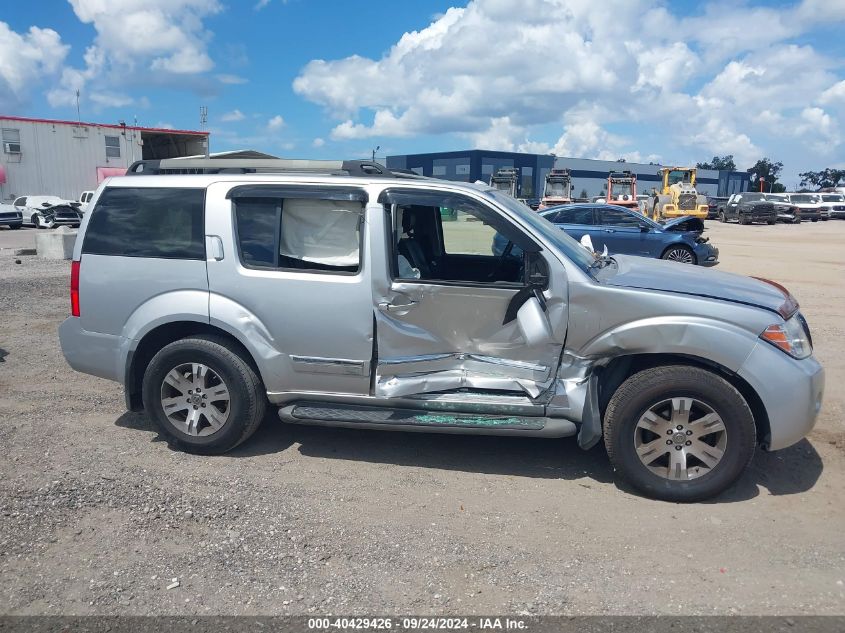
[767,220,776,225]
[661,245,696,265]
[603,365,756,502]
[33,214,43,229]
[738,213,749,225]
[793,218,801,224]
[142,335,266,454]
[718,211,726,223]
[812,218,818,222]
[9,224,21,230]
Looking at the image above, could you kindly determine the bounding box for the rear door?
[204,183,374,397]
[551,206,601,248]
[372,188,567,400]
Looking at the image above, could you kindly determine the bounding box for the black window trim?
[230,187,367,277]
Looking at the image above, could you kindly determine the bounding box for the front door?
[372,188,567,400]
[597,206,652,256]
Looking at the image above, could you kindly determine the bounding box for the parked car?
[58,157,824,502]
[14,195,83,228]
[819,193,845,220]
[784,193,822,222]
[534,203,718,266]
[0,202,23,229]
[717,193,777,225]
[706,196,729,220]
[760,193,801,224]
[79,190,95,213]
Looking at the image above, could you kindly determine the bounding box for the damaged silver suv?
[59,158,825,501]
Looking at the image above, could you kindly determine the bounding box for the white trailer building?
[0,115,209,202]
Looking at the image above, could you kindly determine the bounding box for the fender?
[578,315,757,373]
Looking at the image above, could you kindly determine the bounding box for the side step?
[278,402,577,438]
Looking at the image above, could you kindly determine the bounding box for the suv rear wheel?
[142,335,266,454]
[603,365,756,502]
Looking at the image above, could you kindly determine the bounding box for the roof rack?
[124,158,416,178]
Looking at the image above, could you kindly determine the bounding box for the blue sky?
[2,0,845,185]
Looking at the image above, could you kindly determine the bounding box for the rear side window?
[233,192,364,273]
[82,187,205,259]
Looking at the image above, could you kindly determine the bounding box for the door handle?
[378,299,418,313]
[603,228,616,233]
[207,235,224,261]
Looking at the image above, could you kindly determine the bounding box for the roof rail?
[125,158,398,177]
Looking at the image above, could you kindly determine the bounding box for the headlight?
[760,313,812,359]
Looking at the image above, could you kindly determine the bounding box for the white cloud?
[221,109,246,122]
[312,137,325,148]
[217,73,248,85]
[267,115,285,131]
[294,0,845,180]
[154,121,175,129]
[50,0,221,109]
[0,22,69,109]
[254,0,272,9]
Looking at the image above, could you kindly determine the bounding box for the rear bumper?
[58,317,123,383]
[738,342,824,451]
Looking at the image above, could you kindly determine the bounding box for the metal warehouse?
[387,150,751,199]
[0,115,209,202]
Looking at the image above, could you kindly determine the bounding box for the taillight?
[70,260,80,317]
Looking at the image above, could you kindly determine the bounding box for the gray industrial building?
[0,115,209,202]
[387,150,751,199]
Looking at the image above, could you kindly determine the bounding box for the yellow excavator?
[649,167,709,221]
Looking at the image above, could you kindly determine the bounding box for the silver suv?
[59,158,825,502]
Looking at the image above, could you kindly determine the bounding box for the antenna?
[75,90,81,124]
[200,105,209,158]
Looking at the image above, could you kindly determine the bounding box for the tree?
[798,168,845,190]
[746,158,784,192]
[696,155,737,171]
[579,188,589,199]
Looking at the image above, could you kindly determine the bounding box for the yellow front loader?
[649,167,709,221]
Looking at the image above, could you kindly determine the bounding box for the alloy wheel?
[159,362,231,436]
[664,247,694,264]
[633,397,727,480]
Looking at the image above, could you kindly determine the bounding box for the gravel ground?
[0,222,844,616]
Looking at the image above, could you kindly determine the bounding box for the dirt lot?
[0,221,843,616]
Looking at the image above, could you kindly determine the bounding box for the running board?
[278,402,577,438]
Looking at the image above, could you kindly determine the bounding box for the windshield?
[545,180,570,197]
[487,190,597,275]
[763,194,787,201]
[822,194,844,202]
[791,194,818,203]
[609,182,633,197]
[667,170,691,185]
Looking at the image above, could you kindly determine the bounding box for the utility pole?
[200,106,209,158]
[75,90,81,123]
[372,145,380,162]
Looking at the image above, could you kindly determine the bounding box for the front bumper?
[693,242,719,267]
[738,342,824,451]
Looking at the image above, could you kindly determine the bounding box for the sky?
[2,0,845,186]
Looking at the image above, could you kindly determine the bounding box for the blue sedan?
[540,204,719,266]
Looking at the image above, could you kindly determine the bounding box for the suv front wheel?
[603,365,756,502]
[142,335,266,454]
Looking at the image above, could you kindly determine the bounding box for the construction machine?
[489,167,520,198]
[539,168,572,209]
[649,167,709,221]
[605,170,640,211]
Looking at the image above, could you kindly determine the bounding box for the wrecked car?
[58,158,824,502]
[14,195,82,228]
[536,203,718,266]
[718,193,777,225]
[0,202,23,229]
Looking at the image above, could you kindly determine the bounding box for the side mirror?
[580,234,594,252]
[639,223,650,232]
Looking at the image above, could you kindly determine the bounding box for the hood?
[602,255,792,315]
[661,216,704,233]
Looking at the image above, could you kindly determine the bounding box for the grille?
[678,193,697,210]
